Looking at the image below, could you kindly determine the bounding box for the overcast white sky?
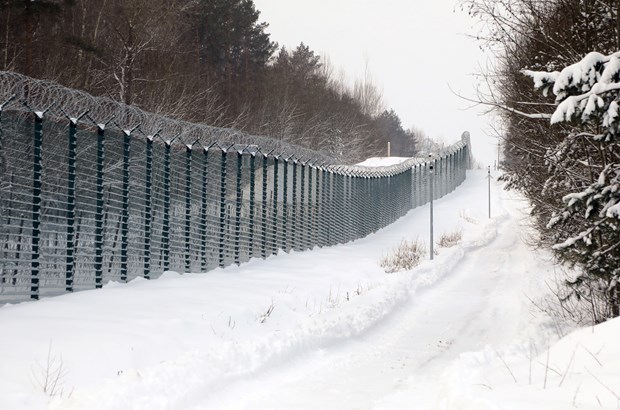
[252,0,497,165]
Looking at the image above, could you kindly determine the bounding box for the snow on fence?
[0,71,472,303]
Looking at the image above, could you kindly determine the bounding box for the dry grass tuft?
[437,230,463,248]
[379,239,427,273]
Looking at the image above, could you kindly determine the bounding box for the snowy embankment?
[356,157,411,167]
[438,319,620,409]
[0,170,618,409]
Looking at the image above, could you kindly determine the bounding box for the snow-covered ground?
[1,170,618,409]
[356,156,411,167]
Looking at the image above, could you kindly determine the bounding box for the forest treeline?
[0,0,422,162]
[464,0,620,320]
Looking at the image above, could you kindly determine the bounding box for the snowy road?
[1,171,565,410]
[203,183,545,409]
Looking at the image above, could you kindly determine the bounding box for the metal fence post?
[261,153,269,258]
[348,174,355,241]
[449,153,453,192]
[162,139,172,271]
[281,157,288,251]
[30,112,43,299]
[365,176,372,235]
[362,175,370,235]
[442,156,446,197]
[234,149,242,265]
[488,165,491,218]
[406,169,411,212]
[358,175,365,236]
[219,147,227,268]
[437,157,443,198]
[249,153,256,258]
[341,171,349,242]
[272,156,279,255]
[291,159,298,250]
[381,174,388,228]
[185,144,193,271]
[300,162,306,250]
[351,175,358,238]
[336,170,344,244]
[307,164,315,248]
[322,167,329,245]
[451,153,456,192]
[328,170,334,245]
[120,128,131,282]
[419,164,424,204]
[343,173,350,242]
[381,173,387,228]
[200,146,209,272]
[332,170,339,244]
[464,147,468,182]
[94,123,105,288]
[430,158,434,261]
[314,165,321,247]
[65,118,78,292]
[143,136,153,279]
[446,154,450,193]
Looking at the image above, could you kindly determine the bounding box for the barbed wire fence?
[0,71,472,303]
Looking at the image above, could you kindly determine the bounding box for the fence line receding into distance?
[0,72,472,303]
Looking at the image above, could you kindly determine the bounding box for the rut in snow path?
[203,182,541,409]
[3,171,550,410]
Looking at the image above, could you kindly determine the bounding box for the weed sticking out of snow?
[379,239,427,273]
[327,286,341,309]
[258,301,275,324]
[437,229,463,248]
[527,267,611,332]
[31,342,71,399]
[305,282,378,316]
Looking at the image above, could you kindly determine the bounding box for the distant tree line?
[0,0,422,162]
[464,0,620,321]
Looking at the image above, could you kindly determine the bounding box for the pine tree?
[525,51,620,320]
[185,0,276,108]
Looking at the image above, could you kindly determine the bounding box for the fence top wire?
[0,71,469,178]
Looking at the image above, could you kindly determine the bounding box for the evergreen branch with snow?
[525,50,620,320]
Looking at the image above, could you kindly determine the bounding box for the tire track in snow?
[204,189,538,409]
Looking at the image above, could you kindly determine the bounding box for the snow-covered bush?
[379,239,426,273]
[524,51,620,321]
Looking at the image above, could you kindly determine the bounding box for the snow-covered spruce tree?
[525,51,620,320]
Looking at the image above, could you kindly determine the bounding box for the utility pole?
[488,165,491,218]
[429,155,434,260]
